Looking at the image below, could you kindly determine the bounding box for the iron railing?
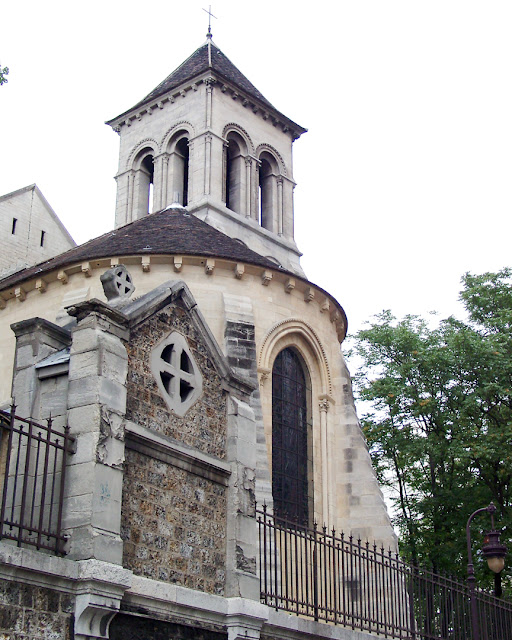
[257,505,512,639]
[0,406,74,554]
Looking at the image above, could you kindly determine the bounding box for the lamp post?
[466,502,507,640]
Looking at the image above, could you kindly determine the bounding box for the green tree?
[352,268,512,590]
[0,65,9,86]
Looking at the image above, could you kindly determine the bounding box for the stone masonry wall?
[125,303,227,459]
[121,448,227,594]
[0,579,74,640]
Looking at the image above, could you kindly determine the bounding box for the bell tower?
[106,35,307,275]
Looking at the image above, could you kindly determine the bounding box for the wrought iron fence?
[0,405,74,554]
[257,505,512,639]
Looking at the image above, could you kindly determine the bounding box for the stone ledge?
[124,575,228,627]
[125,419,231,485]
[266,607,384,640]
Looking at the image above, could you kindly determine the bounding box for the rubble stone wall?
[0,578,74,640]
[121,448,227,594]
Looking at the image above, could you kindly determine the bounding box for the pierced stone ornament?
[151,331,203,417]
[100,265,135,301]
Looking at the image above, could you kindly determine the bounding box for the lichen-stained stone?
[0,579,74,640]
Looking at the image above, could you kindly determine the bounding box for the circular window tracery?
[151,331,203,416]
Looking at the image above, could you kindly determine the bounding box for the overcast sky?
[2,1,511,343]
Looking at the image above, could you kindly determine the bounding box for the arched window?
[174,137,189,206]
[272,347,312,526]
[133,152,155,218]
[258,151,280,231]
[165,132,190,207]
[225,132,248,214]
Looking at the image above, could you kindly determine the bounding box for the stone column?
[245,157,252,218]
[63,301,129,564]
[319,397,331,528]
[277,176,283,236]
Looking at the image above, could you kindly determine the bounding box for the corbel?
[192,82,198,91]
[205,259,215,275]
[157,101,164,109]
[234,264,244,279]
[180,90,186,98]
[285,278,295,294]
[147,107,152,116]
[320,297,330,313]
[141,256,151,272]
[81,262,92,278]
[15,287,26,302]
[35,278,47,294]
[173,256,183,272]
[261,270,272,286]
[232,92,239,101]
[110,257,119,267]
[57,270,68,285]
[304,287,315,303]
[0,296,6,310]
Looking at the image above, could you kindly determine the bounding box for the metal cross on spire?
[203,5,217,40]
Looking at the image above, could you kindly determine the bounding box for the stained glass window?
[272,348,312,526]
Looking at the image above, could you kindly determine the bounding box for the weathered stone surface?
[125,303,227,459]
[121,448,227,594]
[0,579,74,640]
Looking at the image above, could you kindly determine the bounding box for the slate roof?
[0,208,285,292]
[107,41,306,135]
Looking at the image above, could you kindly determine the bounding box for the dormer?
[106,38,307,276]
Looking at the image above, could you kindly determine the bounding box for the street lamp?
[466,502,507,640]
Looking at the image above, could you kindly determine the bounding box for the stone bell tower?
[106,34,307,276]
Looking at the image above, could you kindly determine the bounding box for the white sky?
[2,1,511,341]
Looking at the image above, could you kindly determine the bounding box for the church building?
[0,32,395,640]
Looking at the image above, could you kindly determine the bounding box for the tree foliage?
[352,269,512,590]
[0,65,9,86]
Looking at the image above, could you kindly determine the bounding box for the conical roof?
[107,41,306,135]
[0,208,286,292]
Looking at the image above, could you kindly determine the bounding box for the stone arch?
[255,147,285,232]
[129,143,158,218]
[160,121,195,151]
[222,123,255,155]
[125,138,159,171]
[163,127,192,206]
[259,318,334,526]
[255,143,287,176]
[259,318,332,397]
[224,130,250,214]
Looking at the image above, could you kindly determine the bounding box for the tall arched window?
[173,137,189,206]
[272,348,312,526]
[259,158,273,230]
[133,151,155,218]
[224,131,248,214]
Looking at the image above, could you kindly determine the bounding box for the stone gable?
[125,302,227,459]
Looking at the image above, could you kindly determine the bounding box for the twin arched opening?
[130,131,191,219]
